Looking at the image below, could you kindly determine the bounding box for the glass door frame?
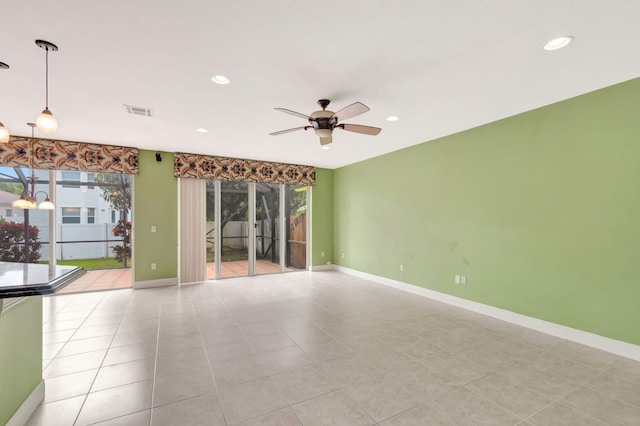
[209,181,308,279]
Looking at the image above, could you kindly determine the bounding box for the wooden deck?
[57,260,296,294]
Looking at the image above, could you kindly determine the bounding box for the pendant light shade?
[36,108,58,133]
[38,197,55,210]
[314,128,332,138]
[35,40,58,134]
[12,195,33,209]
[0,122,9,143]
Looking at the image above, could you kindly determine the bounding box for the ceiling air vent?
[124,104,153,117]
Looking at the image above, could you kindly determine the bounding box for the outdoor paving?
[207,259,291,279]
[58,268,131,294]
[60,260,296,294]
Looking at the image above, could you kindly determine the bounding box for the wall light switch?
[461,275,467,285]
[321,251,325,257]
[455,274,461,284]
[151,263,156,270]
[151,226,156,233]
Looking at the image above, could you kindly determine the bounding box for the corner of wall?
[311,168,334,266]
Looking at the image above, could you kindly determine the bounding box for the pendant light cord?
[45,47,49,109]
[30,124,35,196]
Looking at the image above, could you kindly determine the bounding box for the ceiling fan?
[269,99,382,147]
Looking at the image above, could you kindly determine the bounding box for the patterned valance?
[0,137,139,174]
[174,152,315,185]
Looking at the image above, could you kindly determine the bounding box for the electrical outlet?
[321,251,325,257]
[151,225,156,233]
[461,275,467,285]
[151,263,156,270]
[400,264,404,272]
[455,274,461,284]
[341,253,345,259]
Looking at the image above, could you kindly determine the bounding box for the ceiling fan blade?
[331,102,369,121]
[320,135,332,145]
[274,108,310,120]
[340,124,382,136]
[269,126,308,136]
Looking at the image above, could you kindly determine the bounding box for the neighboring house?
[6,169,130,261]
[0,190,22,221]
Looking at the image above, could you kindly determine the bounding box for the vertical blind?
[179,178,206,284]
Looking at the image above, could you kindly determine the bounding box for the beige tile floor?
[29,271,640,425]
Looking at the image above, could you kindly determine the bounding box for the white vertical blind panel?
[179,178,206,284]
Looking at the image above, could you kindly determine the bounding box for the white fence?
[8,221,120,261]
[206,220,281,257]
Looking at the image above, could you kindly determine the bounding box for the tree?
[0,182,23,195]
[112,221,131,264]
[94,173,132,213]
[94,173,132,266]
[0,218,42,263]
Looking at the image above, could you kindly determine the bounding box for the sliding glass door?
[285,185,308,272]
[220,180,249,278]
[201,180,308,279]
[205,180,216,280]
[255,183,281,275]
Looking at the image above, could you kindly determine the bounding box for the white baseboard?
[330,265,640,361]
[133,277,178,289]
[310,264,335,271]
[7,379,45,426]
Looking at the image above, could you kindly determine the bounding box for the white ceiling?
[2,1,639,169]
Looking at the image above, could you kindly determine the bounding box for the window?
[87,208,96,224]
[62,171,81,189]
[5,209,12,217]
[61,207,81,224]
[87,173,95,190]
[111,210,116,224]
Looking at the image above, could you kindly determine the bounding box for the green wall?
[133,150,178,282]
[311,168,334,266]
[0,297,42,425]
[334,77,640,345]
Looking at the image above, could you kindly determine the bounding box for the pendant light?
[0,122,9,143]
[35,40,59,134]
[12,123,55,210]
[0,62,9,143]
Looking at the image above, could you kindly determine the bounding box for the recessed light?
[321,145,330,150]
[196,128,208,133]
[386,116,399,122]
[544,36,574,51]
[211,75,230,85]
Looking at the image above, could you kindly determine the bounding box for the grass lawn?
[41,258,129,270]
[207,248,248,262]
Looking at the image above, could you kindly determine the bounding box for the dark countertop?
[0,262,86,298]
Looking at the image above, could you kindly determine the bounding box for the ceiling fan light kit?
[270,99,381,147]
